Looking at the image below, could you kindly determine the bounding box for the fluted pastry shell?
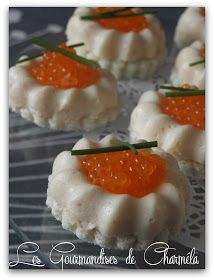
[129,91,205,176]
[171,41,205,89]
[9,59,120,131]
[66,8,167,78]
[174,7,205,48]
[46,134,191,250]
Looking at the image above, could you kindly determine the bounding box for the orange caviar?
[29,44,100,90]
[94,7,150,33]
[200,7,205,16]
[200,45,205,59]
[81,149,167,198]
[160,85,205,131]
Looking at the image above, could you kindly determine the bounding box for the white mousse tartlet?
[9,40,120,131]
[66,7,167,79]
[171,41,205,89]
[129,87,205,177]
[174,7,205,48]
[46,134,191,250]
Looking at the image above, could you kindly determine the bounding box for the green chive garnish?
[31,37,99,69]
[81,10,157,21]
[160,85,205,97]
[16,54,43,64]
[71,140,158,156]
[160,85,199,91]
[110,139,138,154]
[16,42,85,64]
[165,90,205,97]
[189,59,205,67]
[95,7,133,16]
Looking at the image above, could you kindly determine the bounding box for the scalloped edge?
[9,61,120,131]
[129,90,205,174]
[46,134,191,250]
[174,7,205,48]
[170,41,205,89]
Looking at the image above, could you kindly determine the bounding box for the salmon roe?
[200,45,205,59]
[29,44,100,90]
[81,149,167,198]
[200,7,205,16]
[160,85,205,131]
[94,7,150,33]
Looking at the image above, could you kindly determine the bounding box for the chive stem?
[71,141,158,156]
[67,42,85,48]
[110,139,138,154]
[31,38,98,69]
[81,11,157,21]
[16,54,43,64]
[189,59,205,67]
[16,42,85,64]
[165,90,205,97]
[97,7,133,16]
[160,85,200,91]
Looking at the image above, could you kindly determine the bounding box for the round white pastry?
[174,7,205,48]
[9,59,120,131]
[129,91,205,177]
[66,8,167,78]
[46,134,191,250]
[170,41,205,89]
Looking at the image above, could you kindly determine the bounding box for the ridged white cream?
[66,8,167,78]
[174,7,205,48]
[129,91,205,176]
[9,60,120,131]
[171,41,205,89]
[46,134,191,250]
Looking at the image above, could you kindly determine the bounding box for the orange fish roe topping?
[200,45,205,59]
[94,7,150,33]
[29,43,100,90]
[81,149,167,198]
[160,86,205,131]
[200,7,205,17]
